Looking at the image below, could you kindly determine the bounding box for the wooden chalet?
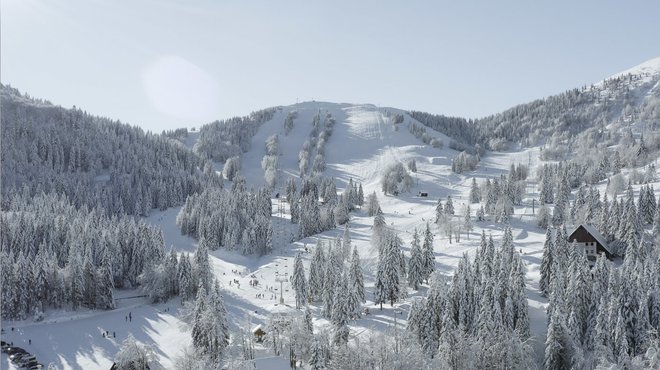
[253,325,266,343]
[568,224,613,263]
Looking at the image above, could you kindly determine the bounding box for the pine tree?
[512,258,530,339]
[167,248,179,296]
[304,305,314,334]
[372,207,387,253]
[309,340,323,370]
[374,238,389,311]
[292,253,308,309]
[539,167,554,204]
[32,252,48,308]
[334,196,350,225]
[81,255,97,308]
[299,193,322,238]
[322,244,339,318]
[357,183,364,207]
[635,295,651,355]
[382,232,402,306]
[406,298,424,340]
[194,237,212,293]
[476,205,485,221]
[622,202,641,254]
[115,334,154,370]
[408,158,417,172]
[614,310,630,364]
[552,191,566,227]
[290,192,299,224]
[178,253,194,301]
[422,222,435,284]
[96,265,115,310]
[331,272,349,327]
[540,228,554,297]
[645,185,656,224]
[349,246,365,303]
[346,282,362,320]
[366,191,380,216]
[408,229,424,290]
[544,311,566,370]
[342,224,352,259]
[469,177,481,203]
[599,194,611,238]
[420,302,440,356]
[206,279,230,360]
[191,285,209,352]
[653,206,660,244]
[445,195,455,215]
[308,241,326,302]
[435,199,444,225]
[68,252,84,311]
[463,204,472,239]
[1,252,15,319]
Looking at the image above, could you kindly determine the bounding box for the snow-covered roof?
[570,224,611,254]
[252,324,263,333]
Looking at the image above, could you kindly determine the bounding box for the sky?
[2,0,659,132]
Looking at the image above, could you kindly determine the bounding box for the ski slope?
[3,99,658,369]
[179,102,554,363]
[0,102,551,369]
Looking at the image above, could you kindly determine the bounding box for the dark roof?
[569,224,612,255]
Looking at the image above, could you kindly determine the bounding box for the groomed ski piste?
[3,61,659,369]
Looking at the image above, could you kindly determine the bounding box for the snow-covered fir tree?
[308,240,326,302]
[366,191,380,216]
[470,177,481,203]
[407,229,533,368]
[115,334,156,370]
[349,246,365,304]
[374,231,403,309]
[422,222,435,284]
[292,252,308,309]
[539,228,554,297]
[408,229,424,290]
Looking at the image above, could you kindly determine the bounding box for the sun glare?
[142,55,220,123]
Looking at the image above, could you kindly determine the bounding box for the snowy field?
[2,102,658,369]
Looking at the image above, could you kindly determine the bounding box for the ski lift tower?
[275,271,288,305]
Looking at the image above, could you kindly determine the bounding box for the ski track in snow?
[5,101,659,369]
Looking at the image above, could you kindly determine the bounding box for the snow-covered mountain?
[2,58,659,370]
[199,102,453,190]
[607,56,660,82]
[411,57,660,154]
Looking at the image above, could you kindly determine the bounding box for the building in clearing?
[252,324,266,343]
[568,224,613,263]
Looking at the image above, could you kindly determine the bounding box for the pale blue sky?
[2,0,659,132]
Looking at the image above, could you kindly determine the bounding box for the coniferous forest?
[1,58,659,369]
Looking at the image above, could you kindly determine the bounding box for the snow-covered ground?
[2,294,190,370]
[3,102,658,369]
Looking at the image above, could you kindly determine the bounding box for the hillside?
[2,58,660,370]
[0,84,216,216]
[410,57,660,157]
